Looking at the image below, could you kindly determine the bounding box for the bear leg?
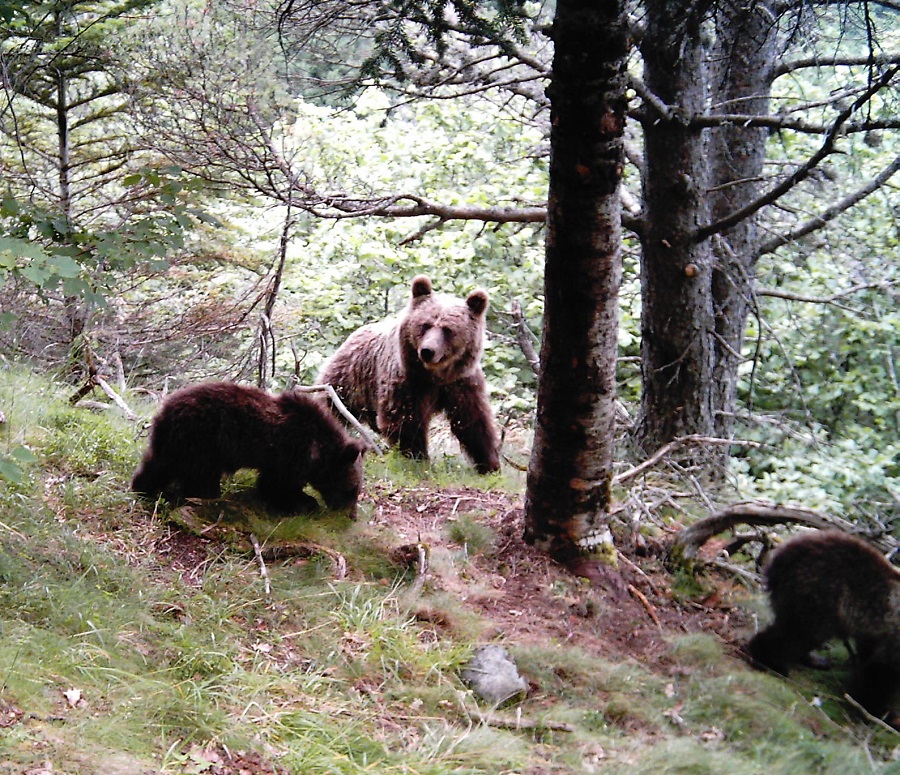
[849,650,899,723]
[747,622,824,676]
[131,455,169,498]
[178,467,223,499]
[442,382,500,473]
[377,390,431,460]
[256,470,318,514]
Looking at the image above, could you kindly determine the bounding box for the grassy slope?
[0,368,897,774]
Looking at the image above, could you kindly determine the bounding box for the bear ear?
[466,289,489,316]
[411,275,433,299]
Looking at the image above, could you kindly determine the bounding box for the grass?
[1,366,898,774]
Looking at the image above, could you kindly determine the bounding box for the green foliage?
[446,513,497,556]
[358,0,529,82]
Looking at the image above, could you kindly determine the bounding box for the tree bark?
[707,0,777,442]
[523,0,628,589]
[634,0,715,457]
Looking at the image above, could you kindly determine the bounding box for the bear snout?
[418,328,446,366]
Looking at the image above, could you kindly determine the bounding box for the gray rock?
[460,644,527,705]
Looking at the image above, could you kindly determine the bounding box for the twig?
[259,541,347,579]
[250,533,271,596]
[475,712,575,733]
[94,376,138,421]
[617,552,662,596]
[842,693,900,735]
[613,435,761,485]
[627,583,662,628]
[409,543,431,597]
[0,519,26,540]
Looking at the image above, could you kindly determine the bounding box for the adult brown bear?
[746,530,899,728]
[131,382,367,516]
[318,276,500,473]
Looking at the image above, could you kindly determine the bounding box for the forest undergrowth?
[1,367,898,775]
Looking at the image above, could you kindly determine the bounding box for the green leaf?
[46,254,84,279]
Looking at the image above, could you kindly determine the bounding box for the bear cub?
[318,275,500,474]
[132,382,368,516]
[746,530,899,728]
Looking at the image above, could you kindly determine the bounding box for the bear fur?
[131,382,368,516]
[746,530,899,728]
[318,275,500,473]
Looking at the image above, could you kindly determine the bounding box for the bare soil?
[159,482,752,679]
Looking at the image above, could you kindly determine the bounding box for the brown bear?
[131,382,368,516]
[318,275,500,474]
[746,530,899,728]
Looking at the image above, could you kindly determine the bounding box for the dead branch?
[475,712,575,733]
[259,541,347,580]
[71,374,138,421]
[509,299,540,375]
[627,583,662,628]
[670,501,860,563]
[292,383,388,453]
[250,533,271,596]
[759,154,900,256]
[755,280,895,306]
[613,435,761,485]
[693,64,900,244]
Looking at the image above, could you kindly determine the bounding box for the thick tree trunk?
[524,0,628,588]
[634,0,715,456]
[708,0,777,440]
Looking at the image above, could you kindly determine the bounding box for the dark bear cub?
[747,530,899,728]
[132,382,368,516]
[318,275,500,474]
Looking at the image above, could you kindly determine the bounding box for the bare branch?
[613,435,762,485]
[693,64,900,244]
[759,154,900,255]
[292,383,388,453]
[774,52,900,79]
[762,280,896,303]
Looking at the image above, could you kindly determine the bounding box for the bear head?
[309,436,369,515]
[399,275,489,384]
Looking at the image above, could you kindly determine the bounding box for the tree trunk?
[707,0,777,440]
[634,0,716,458]
[523,0,628,590]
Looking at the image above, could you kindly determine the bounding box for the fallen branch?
[69,373,138,421]
[94,376,138,421]
[670,501,861,563]
[627,583,662,628]
[259,541,348,580]
[476,712,575,733]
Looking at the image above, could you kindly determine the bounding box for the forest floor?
[130,479,758,774]
[164,482,753,672]
[2,382,897,774]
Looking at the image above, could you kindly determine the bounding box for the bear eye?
[420,323,432,334]
[442,327,453,340]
